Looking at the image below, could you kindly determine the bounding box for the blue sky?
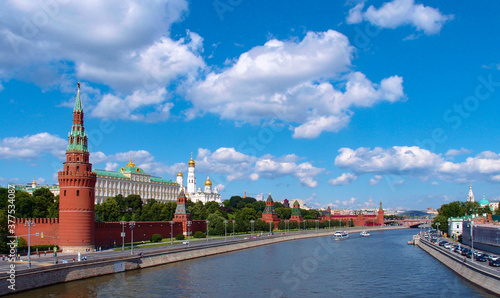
[1,0,500,210]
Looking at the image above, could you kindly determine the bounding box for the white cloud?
[335,146,500,184]
[445,148,473,157]
[197,147,323,187]
[188,30,405,139]
[369,174,383,185]
[105,162,119,171]
[0,82,4,92]
[329,172,358,186]
[346,0,453,35]
[91,88,174,122]
[0,133,66,161]
[342,197,357,206]
[0,0,206,123]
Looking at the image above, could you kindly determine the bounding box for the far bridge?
[384,219,431,228]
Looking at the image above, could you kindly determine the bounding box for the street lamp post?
[206,220,210,241]
[121,221,126,251]
[470,222,475,261]
[187,221,192,244]
[284,220,289,234]
[129,222,135,255]
[250,220,255,237]
[224,220,228,242]
[303,220,306,231]
[315,220,319,231]
[170,221,174,246]
[328,220,331,230]
[232,220,235,238]
[25,220,35,269]
[269,221,272,234]
[436,222,440,239]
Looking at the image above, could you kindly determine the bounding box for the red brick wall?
[14,218,60,246]
[14,219,207,248]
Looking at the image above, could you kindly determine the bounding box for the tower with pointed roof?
[187,154,196,194]
[290,200,303,223]
[377,201,384,226]
[173,188,192,235]
[261,193,280,229]
[467,185,475,202]
[58,83,97,253]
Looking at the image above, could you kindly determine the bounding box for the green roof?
[94,170,127,178]
[74,87,83,112]
[151,177,175,184]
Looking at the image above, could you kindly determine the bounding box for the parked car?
[438,241,448,246]
[182,241,190,245]
[489,255,499,261]
[475,254,488,262]
[489,259,500,267]
[461,248,470,256]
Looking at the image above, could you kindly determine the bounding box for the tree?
[193,231,206,238]
[150,234,162,243]
[95,198,121,222]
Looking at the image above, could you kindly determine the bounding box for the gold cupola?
[126,157,136,167]
[205,176,212,186]
[177,171,183,177]
[188,153,195,167]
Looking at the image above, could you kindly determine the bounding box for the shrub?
[193,231,206,239]
[175,234,185,240]
[150,234,162,243]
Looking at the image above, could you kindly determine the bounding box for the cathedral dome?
[177,171,183,177]
[478,197,490,206]
[189,156,195,167]
[126,158,136,167]
[205,177,212,186]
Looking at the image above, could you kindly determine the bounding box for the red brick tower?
[290,200,303,223]
[173,188,192,235]
[58,83,97,253]
[261,194,280,228]
[377,201,384,226]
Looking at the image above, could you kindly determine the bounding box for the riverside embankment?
[1,226,403,295]
[416,236,500,295]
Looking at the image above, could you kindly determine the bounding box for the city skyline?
[1,1,500,210]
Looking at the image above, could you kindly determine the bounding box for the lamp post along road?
[129,222,135,255]
[250,220,255,237]
[224,220,228,242]
[470,222,474,261]
[269,221,272,234]
[206,220,210,241]
[25,220,35,269]
[170,221,174,246]
[232,220,235,238]
[187,221,192,243]
[121,221,126,251]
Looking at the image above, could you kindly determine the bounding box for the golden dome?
[177,171,183,177]
[126,157,136,167]
[188,154,195,167]
[32,178,37,185]
[205,176,212,186]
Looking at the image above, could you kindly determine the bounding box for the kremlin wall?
[13,84,383,252]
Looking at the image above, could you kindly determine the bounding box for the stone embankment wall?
[0,226,403,295]
[417,238,500,295]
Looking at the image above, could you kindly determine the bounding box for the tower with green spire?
[58,82,97,253]
[261,193,280,229]
[290,200,303,223]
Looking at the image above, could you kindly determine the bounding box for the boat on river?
[360,231,370,237]
[333,231,349,240]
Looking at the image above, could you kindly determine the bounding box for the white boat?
[360,231,370,237]
[333,231,349,240]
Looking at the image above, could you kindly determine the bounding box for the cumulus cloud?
[369,175,383,185]
[445,148,472,157]
[335,146,500,184]
[0,0,205,122]
[346,0,453,35]
[187,30,405,139]
[197,147,323,187]
[0,133,66,161]
[329,173,358,186]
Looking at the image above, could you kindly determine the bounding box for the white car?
[489,255,499,261]
[182,241,190,245]
[443,243,452,249]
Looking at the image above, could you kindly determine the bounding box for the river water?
[13,229,495,297]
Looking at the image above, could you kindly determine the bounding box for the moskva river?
[13,229,495,297]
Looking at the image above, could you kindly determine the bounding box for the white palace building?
[94,155,222,204]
